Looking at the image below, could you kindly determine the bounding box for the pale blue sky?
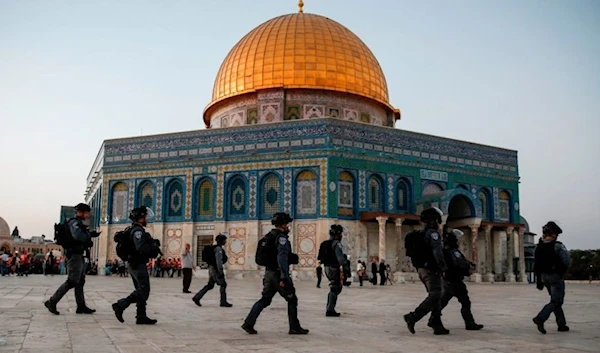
[1,1,598,249]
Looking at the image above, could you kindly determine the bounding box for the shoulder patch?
[279,237,288,245]
[454,250,461,258]
[134,231,142,239]
[431,232,439,241]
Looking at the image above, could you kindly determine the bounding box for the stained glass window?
[111,182,128,222]
[197,179,214,216]
[478,191,489,220]
[296,170,317,215]
[338,172,354,216]
[397,181,408,210]
[499,190,510,221]
[262,174,281,216]
[166,180,184,218]
[368,177,382,211]
[228,176,246,216]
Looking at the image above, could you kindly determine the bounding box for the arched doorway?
[447,194,475,221]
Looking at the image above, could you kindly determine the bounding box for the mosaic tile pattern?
[166,228,183,258]
[227,227,247,266]
[284,170,292,213]
[387,175,396,211]
[296,170,317,215]
[359,170,366,209]
[296,222,317,268]
[249,173,257,218]
[155,179,163,220]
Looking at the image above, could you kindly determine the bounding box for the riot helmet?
[215,233,228,245]
[420,207,443,225]
[129,206,155,222]
[271,212,293,226]
[74,203,91,212]
[330,224,344,238]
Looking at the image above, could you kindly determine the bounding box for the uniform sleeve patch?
[279,237,288,245]
[431,232,439,241]
[134,231,142,239]
[454,250,461,258]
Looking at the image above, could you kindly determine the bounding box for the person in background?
[386,263,394,285]
[357,260,365,287]
[371,260,378,285]
[181,243,195,293]
[379,259,387,286]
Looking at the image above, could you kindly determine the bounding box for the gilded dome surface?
[205,12,391,121]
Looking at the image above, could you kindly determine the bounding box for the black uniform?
[316,265,323,288]
[533,239,571,333]
[193,244,230,306]
[46,217,93,313]
[113,223,161,323]
[429,241,482,329]
[324,237,346,314]
[405,227,447,333]
[243,229,306,333]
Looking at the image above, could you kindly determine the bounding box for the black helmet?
[74,203,91,212]
[330,224,344,237]
[129,206,149,221]
[542,221,562,236]
[271,212,293,226]
[420,207,443,224]
[215,233,227,244]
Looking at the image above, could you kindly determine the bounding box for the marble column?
[505,226,515,282]
[518,228,527,283]
[484,225,494,282]
[394,218,404,275]
[469,225,482,282]
[376,216,388,262]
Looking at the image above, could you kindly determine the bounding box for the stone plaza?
[0,275,598,353]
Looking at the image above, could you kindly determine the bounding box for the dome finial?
[298,0,304,13]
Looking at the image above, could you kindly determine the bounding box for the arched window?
[422,182,443,196]
[478,189,491,220]
[197,179,214,217]
[367,176,383,211]
[137,181,155,210]
[397,180,409,211]
[296,170,317,216]
[499,190,511,221]
[110,182,128,222]
[338,172,354,217]
[165,179,184,219]
[261,174,282,218]
[228,176,247,218]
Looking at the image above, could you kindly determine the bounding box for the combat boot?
[433,324,450,335]
[558,325,570,332]
[220,302,233,307]
[44,300,60,315]
[532,317,546,334]
[404,313,417,334]
[326,311,341,317]
[112,303,125,323]
[289,327,309,335]
[76,306,96,314]
[465,323,484,330]
[136,316,158,325]
[241,323,258,334]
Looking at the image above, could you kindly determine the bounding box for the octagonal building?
[86,4,527,282]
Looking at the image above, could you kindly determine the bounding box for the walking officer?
[428,228,483,331]
[404,207,449,335]
[193,233,232,307]
[533,221,571,334]
[112,206,161,325]
[242,212,309,335]
[318,224,346,317]
[45,203,99,315]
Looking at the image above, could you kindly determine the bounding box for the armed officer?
[532,221,571,334]
[323,224,346,317]
[193,233,232,307]
[404,207,449,335]
[428,228,484,331]
[112,206,161,325]
[45,203,99,315]
[242,212,309,335]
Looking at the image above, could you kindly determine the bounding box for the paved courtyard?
[0,275,598,353]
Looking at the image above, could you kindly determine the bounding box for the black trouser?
[536,273,567,327]
[429,279,476,326]
[371,272,377,284]
[117,263,151,318]
[325,266,342,312]
[193,266,227,304]
[358,273,364,286]
[379,271,386,285]
[49,254,86,308]
[410,268,443,325]
[182,268,193,291]
[244,270,301,330]
[316,273,322,287]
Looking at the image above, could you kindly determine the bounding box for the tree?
[565,250,600,280]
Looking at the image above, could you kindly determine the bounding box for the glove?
[91,231,101,238]
[536,281,544,291]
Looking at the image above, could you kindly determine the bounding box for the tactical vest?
[534,240,567,275]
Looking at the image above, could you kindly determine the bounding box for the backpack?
[202,245,217,266]
[114,227,134,261]
[54,219,75,248]
[317,240,338,266]
[255,232,278,267]
[405,230,428,268]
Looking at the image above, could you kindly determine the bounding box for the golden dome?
[204,11,393,124]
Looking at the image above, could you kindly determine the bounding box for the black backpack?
[255,232,277,267]
[54,219,74,248]
[317,240,338,265]
[202,245,217,266]
[405,230,427,267]
[114,227,133,261]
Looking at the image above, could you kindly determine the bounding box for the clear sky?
[1,1,598,249]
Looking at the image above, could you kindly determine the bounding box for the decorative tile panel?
[296,222,317,268]
[247,108,258,125]
[249,173,257,218]
[230,110,245,127]
[286,105,300,120]
[227,227,247,266]
[343,108,358,121]
[166,228,183,257]
[303,104,325,119]
[259,103,281,124]
[284,170,292,213]
[359,170,366,208]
